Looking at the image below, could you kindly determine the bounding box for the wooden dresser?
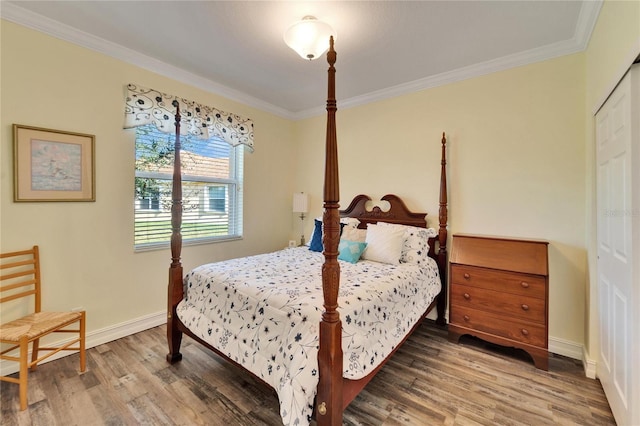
[448,234,549,370]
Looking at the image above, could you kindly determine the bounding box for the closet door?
[595,64,639,426]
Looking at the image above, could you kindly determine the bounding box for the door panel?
[596,65,637,426]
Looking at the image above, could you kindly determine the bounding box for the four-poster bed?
[164,37,448,425]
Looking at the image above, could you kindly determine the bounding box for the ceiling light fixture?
[283,16,334,60]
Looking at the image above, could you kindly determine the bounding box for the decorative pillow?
[361,223,405,264]
[341,226,367,243]
[337,239,368,264]
[309,219,324,252]
[340,217,361,229]
[402,227,432,265]
[377,222,437,265]
[308,219,348,252]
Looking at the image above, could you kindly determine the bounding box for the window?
[137,186,160,211]
[134,124,243,248]
[207,186,226,213]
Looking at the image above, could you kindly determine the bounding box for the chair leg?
[30,338,40,372]
[79,311,86,372]
[19,337,29,411]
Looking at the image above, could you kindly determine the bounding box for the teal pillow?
[338,239,368,264]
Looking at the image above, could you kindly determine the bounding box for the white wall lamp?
[293,192,309,246]
[283,16,334,60]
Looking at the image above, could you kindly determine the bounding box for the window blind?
[134,124,243,248]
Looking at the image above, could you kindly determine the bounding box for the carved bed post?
[436,132,448,326]
[166,101,184,363]
[317,36,343,426]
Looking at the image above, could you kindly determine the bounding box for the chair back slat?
[0,289,37,304]
[0,248,36,259]
[1,279,38,293]
[1,259,36,270]
[1,270,37,282]
[0,246,41,313]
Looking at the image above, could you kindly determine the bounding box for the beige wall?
[295,53,588,350]
[583,0,640,366]
[0,21,296,333]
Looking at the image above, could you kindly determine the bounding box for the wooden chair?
[0,245,86,410]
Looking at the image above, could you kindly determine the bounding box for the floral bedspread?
[176,247,441,425]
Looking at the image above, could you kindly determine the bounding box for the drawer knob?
[521,304,529,311]
[463,273,470,279]
[521,328,529,336]
[463,293,471,300]
[463,315,470,322]
[521,281,529,288]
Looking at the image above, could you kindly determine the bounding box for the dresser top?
[452,233,549,245]
[450,234,549,275]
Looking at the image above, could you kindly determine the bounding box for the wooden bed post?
[167,100,184,363]
[436,132,448,326]
[317,36,343,426]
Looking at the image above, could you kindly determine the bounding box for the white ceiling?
[2,1,601,119]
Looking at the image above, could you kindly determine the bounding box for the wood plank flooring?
[0,321,615,425]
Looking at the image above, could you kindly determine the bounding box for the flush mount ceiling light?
[283,16,335,60]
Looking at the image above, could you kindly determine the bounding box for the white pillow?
[316,216,360,228]
[362,223,405,264]
[341,226,367,243]
[313,216,361,228]
[340,217,361,229]
[377,222,437,265]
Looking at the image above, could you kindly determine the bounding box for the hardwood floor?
[1,321,615,425]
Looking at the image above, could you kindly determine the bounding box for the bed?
[165,37,448,425]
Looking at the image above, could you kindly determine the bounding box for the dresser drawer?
[450,284,546,324]
[450,307,547,348]
[450,264,546,298]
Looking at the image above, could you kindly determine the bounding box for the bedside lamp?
[293,192,309,246]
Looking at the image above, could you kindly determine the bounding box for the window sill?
[134,235,243,253]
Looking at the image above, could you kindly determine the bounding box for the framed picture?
[13,124,95,202]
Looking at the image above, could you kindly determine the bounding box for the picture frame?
[13,124,95,202]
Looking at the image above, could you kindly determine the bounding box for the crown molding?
[3,1,602,121]
[293,37,584,120]
[574,0,603,51]
[292,0,603,120]
[0,2,296,120]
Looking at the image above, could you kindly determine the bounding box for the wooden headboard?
[340,193,441,263]
[340,194,427,229]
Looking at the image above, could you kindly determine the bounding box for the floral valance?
[123,83,254,152]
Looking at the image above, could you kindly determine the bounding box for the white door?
[596,64,639,426]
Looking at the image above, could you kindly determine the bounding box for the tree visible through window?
[134,124,243,248]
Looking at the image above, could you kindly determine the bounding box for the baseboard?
[549,335,583,361]
[1,310,166,377]
[582,346,597,379]
[549,336,599,379]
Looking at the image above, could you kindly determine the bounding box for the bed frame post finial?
[327,36,336,68]
[167,100,184,363]
[436,132,448,326]
[317,35,343,426]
